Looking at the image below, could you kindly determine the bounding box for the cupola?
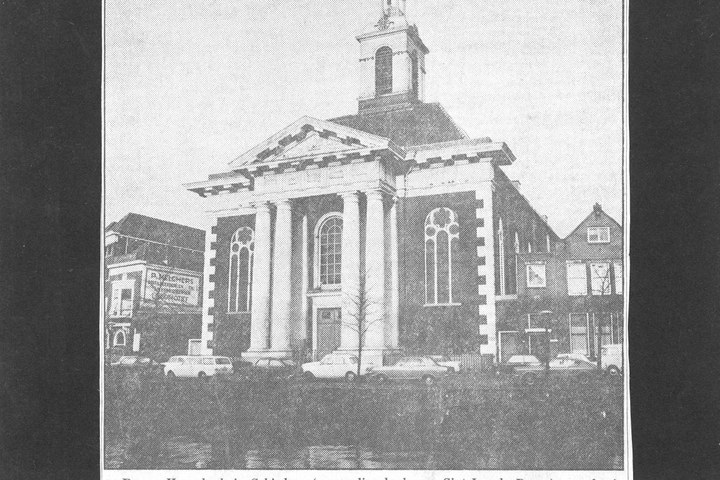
[356,0,429,113]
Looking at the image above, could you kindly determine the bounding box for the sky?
[105,0,624,237]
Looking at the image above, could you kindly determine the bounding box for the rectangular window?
[590,262,611,295]
[526,262,546,288]
[110,280,135,317]
[569,313,589,355]
[566,261,588,296]
[587,226,610,243]
[613,261,623,295]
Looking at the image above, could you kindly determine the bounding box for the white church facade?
[185,0,557,366]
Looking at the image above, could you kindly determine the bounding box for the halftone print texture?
[103,0,627,476]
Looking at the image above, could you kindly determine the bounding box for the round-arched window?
[316,215,343,287]
[113,330,126,347]
[228,226,254,313]
[375,46,393,95]
[425,207,460,304]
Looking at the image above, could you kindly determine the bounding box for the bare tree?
[589,262,620,369]
[341,269,385,380]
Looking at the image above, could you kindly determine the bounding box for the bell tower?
[356,0,429,113]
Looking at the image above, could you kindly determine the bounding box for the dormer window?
[587,226,610,243]
[375,47,393,95]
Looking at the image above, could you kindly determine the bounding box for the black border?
[1,0,719,478]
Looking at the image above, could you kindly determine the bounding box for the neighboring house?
[497,204,624,363]
[104,213,205,359]
[182,2,558,366]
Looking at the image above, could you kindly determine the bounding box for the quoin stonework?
[183,0,623,367]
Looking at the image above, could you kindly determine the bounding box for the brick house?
[497,203,624,363]
[183,1,557,366]
[104,213,205,359]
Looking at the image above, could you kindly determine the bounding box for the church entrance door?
[317,308,341,360]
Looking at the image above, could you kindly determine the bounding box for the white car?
[429,355,461,373]
[600,344,623,376]
[162,355,234,378]
[555,353,597,365]
[301,353,372,382]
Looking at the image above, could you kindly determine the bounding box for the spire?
[382,0,406,16]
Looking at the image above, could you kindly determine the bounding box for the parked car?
[367,356,449,385]
[497,354,542,374]
[300,353,371,381]
[555,352,597,365]
[515,355,597,385]
[600,344,623,376]
[429,355,461,373]
[162,355,234,378]
[111,356,163,373]
[238,358,298,382]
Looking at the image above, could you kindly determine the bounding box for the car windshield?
[320,356,335,365]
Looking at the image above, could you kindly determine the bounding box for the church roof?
[328,102,468,148]
[106,213,205,251]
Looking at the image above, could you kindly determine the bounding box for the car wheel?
[522,372,537,386]
[345,371,357,382]
[447,367,455,373]
[375,374,388,384]
[198,371,207,380]
[607,366,621,377]
[303,371,315,381]
[422,375,436,386]
[166,371,175,378]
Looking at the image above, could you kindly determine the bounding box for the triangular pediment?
[228,116,395,169]
[274,131,361,161]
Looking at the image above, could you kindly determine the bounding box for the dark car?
[515,355,597,385]
[497,354,542,374]
[238,358,297,382]
[111,356,163,374]
[367,356,449,385]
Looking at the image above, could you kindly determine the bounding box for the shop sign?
[144,268,200,306]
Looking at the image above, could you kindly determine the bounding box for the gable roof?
[328,102,468,147]
[106,213,205,251]
[564,205,622,240]
[228,116,397,170]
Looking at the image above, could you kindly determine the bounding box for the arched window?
[375,46,393,95]
[425,207,459,304]
[228,226,254,313]
[113,330,126,347]
[497,218,506,296]
[316,214,343,287]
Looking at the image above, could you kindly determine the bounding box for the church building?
[184,0,557,366]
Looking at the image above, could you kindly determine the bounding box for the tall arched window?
[425,207,459,304]
[375,46,393,95]
[497,218,506,296]
[316,214,343,287]
[228,226,254,313]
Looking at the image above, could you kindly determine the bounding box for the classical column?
[249,202,272,351]
[340,191,361,350]
[364,189,386,349]
[389,196,399,349]
[270,199,293,354]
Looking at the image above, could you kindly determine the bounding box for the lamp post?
[539,310,553,375]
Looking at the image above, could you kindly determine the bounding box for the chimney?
[593,202,602,217]
[542,215,548,223]
[511,180,521,191]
